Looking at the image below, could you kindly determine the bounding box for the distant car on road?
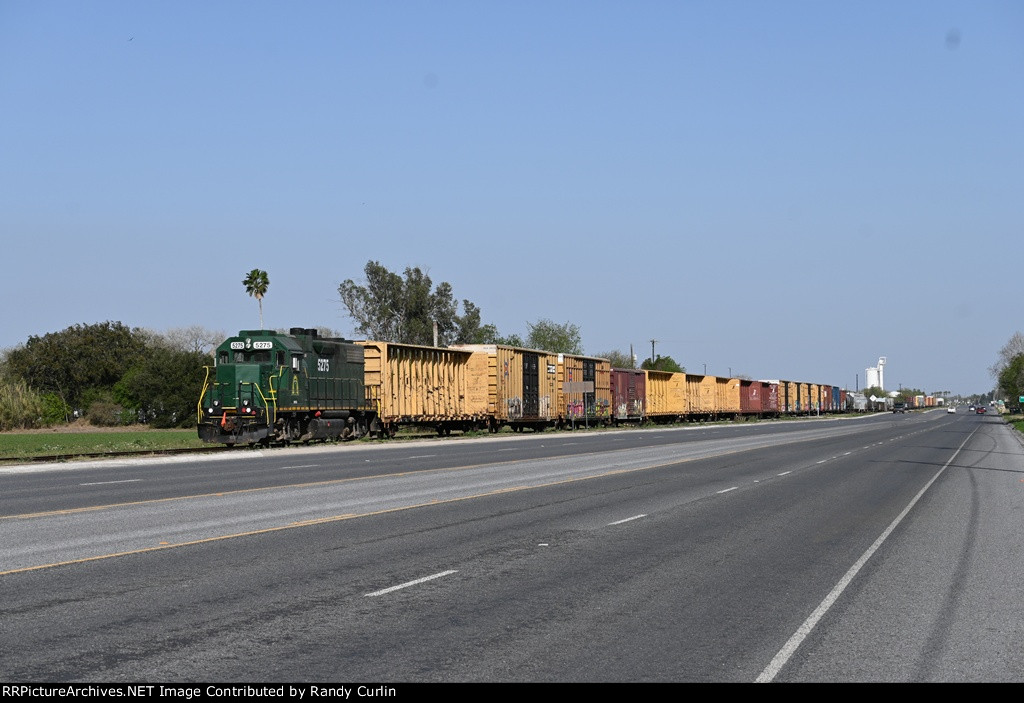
[893,402,907,414]
[976,406,986,414]
[947,406,956,414]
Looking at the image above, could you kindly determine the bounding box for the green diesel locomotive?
[197,328,375,445]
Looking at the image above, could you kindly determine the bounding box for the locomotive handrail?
[197,366,212,424]
[267,365,285,401]
[240,381,275,426]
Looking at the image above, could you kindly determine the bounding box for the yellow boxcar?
[557,353,611,426]
[645,370,687,421]
[450,344,560,431]
[808,383,820,413]
[781,381,798,413]
[796,382,810,413]
[358,341,488,435]
[686,374,718,416]
[716,377,741,416]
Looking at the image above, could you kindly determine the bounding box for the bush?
[0,379,46,430]
[40,393,70,424]
[86,400,130,427]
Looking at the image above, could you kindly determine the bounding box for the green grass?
[0,428,206,461]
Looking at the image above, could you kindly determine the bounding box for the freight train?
[197,327,847,446]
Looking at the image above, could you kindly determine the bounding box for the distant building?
[865,356,886,390]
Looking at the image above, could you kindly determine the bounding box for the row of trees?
[336,261,685,368]
[1,322,220,430]
[338,261,586,354]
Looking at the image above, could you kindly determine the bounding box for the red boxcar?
[739,380,763,414]
[610,368,646,423]
[742,380,780,416]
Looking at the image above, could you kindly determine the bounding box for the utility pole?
[650,339,657,366]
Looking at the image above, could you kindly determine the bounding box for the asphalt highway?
[2,410,1022,681]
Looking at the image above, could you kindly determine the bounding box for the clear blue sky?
[2,1,1021,396]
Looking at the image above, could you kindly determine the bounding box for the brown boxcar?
[763,381,780,414]
[358,340,488,436]
[741,380,782,417]
[450,344,560,431]
[558,353,611,426]
[610,368,646,424]
[739,380,762,415]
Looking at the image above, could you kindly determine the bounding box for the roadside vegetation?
[0,427,206,462]
[991,333,1024,435]
[1,322,222,432]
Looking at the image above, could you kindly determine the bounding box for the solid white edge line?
[755,426,980,683]
[608,514,647,525]
[79,479,143,486]
[717,487,738,494]
[365,569,458,597]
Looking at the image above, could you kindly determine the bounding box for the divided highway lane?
[2,414,936,571]
[771,411,1024,682]
[5,410,1018,680]
[4,413,924,516]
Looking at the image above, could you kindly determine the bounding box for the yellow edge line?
[0,453,712,577]
[2,428,849,577]
[1,458,543,521]
[3,441,696,522]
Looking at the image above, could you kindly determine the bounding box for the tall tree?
[991,332,1024,380]
[162,326,225,355]
[597,349,636,369]
[243,269,270,330]
[339,261,404,341]
[998,354,1024,404]
[339,261,493,346]
[525,319,582,355]
[640,355,684,373]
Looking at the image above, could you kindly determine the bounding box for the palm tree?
[243,269,270,329]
